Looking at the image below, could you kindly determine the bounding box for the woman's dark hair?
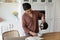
[22,3,31,10]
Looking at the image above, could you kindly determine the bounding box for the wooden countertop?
[41,32,60,40]
[4,32,60,40]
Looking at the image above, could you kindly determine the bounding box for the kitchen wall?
[0,3,25,36]
[0,3,19,34]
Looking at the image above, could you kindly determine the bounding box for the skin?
[25,8,45,36]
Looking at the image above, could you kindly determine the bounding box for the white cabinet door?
[45,4,54,32]
[54,0,60,32]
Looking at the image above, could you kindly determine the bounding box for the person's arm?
[22,16,30,34]
[38,12,45,23]
[41,13,45,23]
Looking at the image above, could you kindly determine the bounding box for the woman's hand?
[29,31,37,36]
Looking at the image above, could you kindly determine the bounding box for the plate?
[25,36,43,40]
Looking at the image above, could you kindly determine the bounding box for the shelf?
[0,2,19,4]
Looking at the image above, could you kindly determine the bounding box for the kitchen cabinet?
[22,0,52,3]
[54,0,60,32]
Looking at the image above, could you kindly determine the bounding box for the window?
[48,0,52,2]
[41,0,45,2]
[24,0,29,1]
[33,0,37,2]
